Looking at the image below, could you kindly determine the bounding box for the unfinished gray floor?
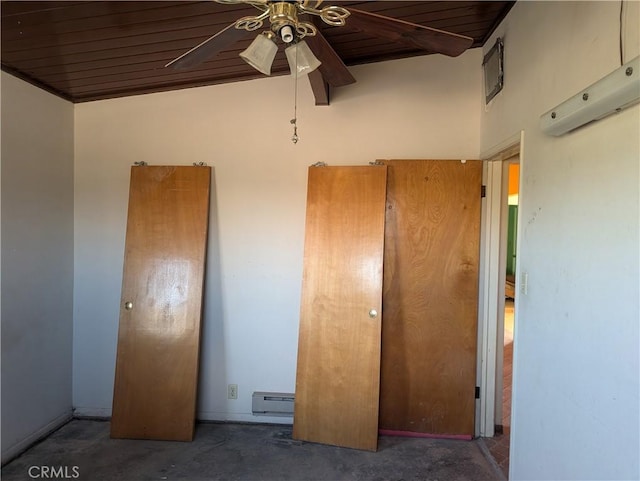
[2,420,501,481]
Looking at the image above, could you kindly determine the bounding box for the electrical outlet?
[521,271,528,295]
[228,384,238,400]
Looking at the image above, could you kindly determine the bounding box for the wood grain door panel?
[379,159,482,436]
[293,165,387,451]
[111,165,210,441]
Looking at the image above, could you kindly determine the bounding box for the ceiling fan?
[166,0,474,89]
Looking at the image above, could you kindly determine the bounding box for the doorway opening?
[485,155,519,479]
[501,160,519,435]
[477,132,523,480]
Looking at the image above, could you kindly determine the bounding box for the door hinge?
[475,386,480,399]
[481,185,486,198]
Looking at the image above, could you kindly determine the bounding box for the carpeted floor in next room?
[2,420,504,481]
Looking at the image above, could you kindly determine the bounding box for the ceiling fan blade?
[166,23,254,69]
[308,69,330,105]
[346,8,473,57]
[305,30,355,87]
[215,0,267,5]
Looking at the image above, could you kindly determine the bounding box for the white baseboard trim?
[1,410,73,465]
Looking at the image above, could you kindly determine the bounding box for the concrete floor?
[2,420,502,481]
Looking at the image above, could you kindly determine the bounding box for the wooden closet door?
[379,159,482,437]
[111,165,210,441]
[293,165,387,451]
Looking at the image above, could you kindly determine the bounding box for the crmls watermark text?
[28,466,80,479]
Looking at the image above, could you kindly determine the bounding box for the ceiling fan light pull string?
[291,39,299,144]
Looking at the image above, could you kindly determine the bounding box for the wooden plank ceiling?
[1,1,514,103]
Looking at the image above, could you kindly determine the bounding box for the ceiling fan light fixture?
[285,41,321,77]
[239,32,278,75]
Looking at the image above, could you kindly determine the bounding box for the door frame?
[476,131,524,437]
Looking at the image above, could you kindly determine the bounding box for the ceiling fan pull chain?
[291,41,299,144]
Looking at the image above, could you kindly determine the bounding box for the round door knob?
[369,309,378,319]
[124,301,133,310]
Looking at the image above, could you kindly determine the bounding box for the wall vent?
[252,392,294,417]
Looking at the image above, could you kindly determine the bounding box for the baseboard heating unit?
[252,392,294,417]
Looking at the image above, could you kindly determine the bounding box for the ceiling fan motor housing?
[270,2,300,41]
[269,1,328,42]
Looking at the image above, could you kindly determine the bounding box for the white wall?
[1,72,75,462]
[481,2,640,480]
[73,51,482,422]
